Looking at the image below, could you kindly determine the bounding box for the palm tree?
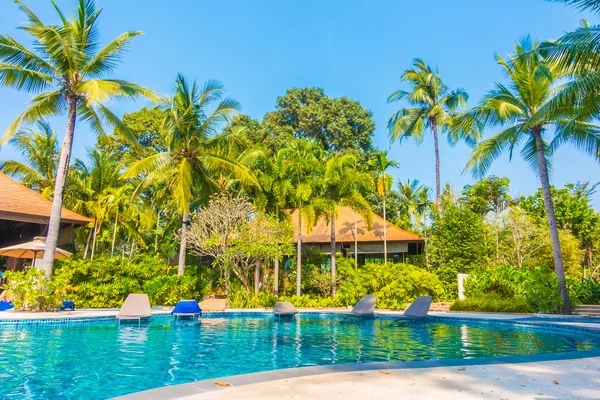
[368,150,399,263]
[541,1,600,127]
[464,37,600,314]
[278,139,325,296]
[67,148,123,259]
[0,121,58,198]
[125,74,258,275]
[100,185,133,257]
[387,59,478,205]
[0,0,156,278]
[397,179,426,230]
[323,154,373,294]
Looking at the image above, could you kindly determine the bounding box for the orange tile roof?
[0,172,90,225]
[289,206,423,243]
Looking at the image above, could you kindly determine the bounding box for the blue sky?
[0,0,598,209]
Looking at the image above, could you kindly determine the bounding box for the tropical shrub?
[53,256,205,308]
[2,268,71,311]
[450,293,534,313]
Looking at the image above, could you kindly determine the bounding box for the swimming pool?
[1,313,599,399]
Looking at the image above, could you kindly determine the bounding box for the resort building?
[0,172,89,260]
[290,206,424,265]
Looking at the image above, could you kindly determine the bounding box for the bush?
[229,261,444,310]
[53,255,205,308]
[2,268,71,311]
[450,293,534,313]
[569,277,600,305]
[462,266,563,313]
[144,275,198,306]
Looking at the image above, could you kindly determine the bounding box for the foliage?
[428,189,488,292]
[52,255,203,308]
[2,268,71,311]
[0,121,58,199]
[463,266,563,313]
[450,293,534,313]
[259,87,376,160]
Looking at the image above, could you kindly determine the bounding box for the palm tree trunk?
[40,99,77,278]
[354,216,358,267]
[273,258,280,296]
[91,220,98,260]
[331,210,337,296]
[495,207,500,262]
[155,210,161,253]
[254,260,260,295]
[83,223,93,259]
[297,209,302,297]
[383,192,387,264]
[178,209,189,276]
[111,210,118,257]
[532,128,570,314]
[432,123,441,206]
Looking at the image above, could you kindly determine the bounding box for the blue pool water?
[0,314,599,399]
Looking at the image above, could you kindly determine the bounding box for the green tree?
[464,37,600,313]
[520,183,600,275]
[387,59,477,205]
[279,139,325,296]
[125,75,257,275]
[0,0,156,278]
[0,120,58,199]
[323,153,373,293]
[368,150,399,263]
[461,176,512,261]
[261,87,376,159]
[429,188,488,294]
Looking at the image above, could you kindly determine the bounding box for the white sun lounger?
[400,296,432,318]
[338,295,378,317]
[274,302,297,319]
[117,294,152,325]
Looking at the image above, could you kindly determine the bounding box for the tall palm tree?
[541,1,600,126]
[125,74,258,275]
[0,0,156,278]
[100,185,133,257]
[324,154,373,294]
[0,120,58,198]
[278,139,325,296]
[464,37,600,314]
[67,148,123,259]
[368,150,399,263]
[397,179,426,230]
[387,59,478,205]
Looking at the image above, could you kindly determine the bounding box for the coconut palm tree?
[278,139,325,296]
[0,0,157,278]
[100,185,133,257]
[464,37,600,314]
[367,150,399,263]
[323,154,373,294]
[397,179,426,230]
[125,74,258,275]
[0,121,58,198]
[387,59,478,205]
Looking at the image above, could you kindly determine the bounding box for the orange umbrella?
[0,237,71,267]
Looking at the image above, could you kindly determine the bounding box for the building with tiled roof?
[0,172,90,247]
[290,206,424,265]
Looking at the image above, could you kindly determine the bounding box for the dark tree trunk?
[532,128,570,314]
[40,99,78,278]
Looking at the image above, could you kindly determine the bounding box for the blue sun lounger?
[172,300,202,319]
[0,301,14,311]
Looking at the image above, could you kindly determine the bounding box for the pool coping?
[110,312,600,400]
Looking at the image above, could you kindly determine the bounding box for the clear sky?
[0,0,598,209]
